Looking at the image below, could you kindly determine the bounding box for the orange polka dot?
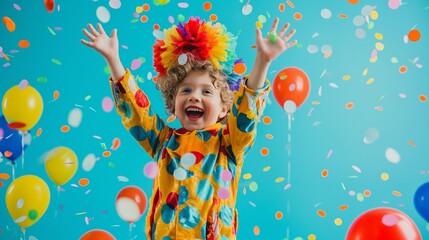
[78,178,89,187]
[419,95,427,102]
[262,116,272,125]
[102,151,111,157]
[203,2,212,11]
[140,15,148,23]
[348,0,359,4]
[0,173,10,180]
[209,14,217,22]
[293,12,302,20]
[346,102,354,109]
[408,29,421,42]
[399,65,407,73]
[61,125,70,132]
[260,147,269,156]
[279,3,285,12]
[152,76,158,82]
[321,169,329,177]
[317,209,327,217]
[142,3,150,11]
[275,211,283,220]
[18,40,30,48]
[233,62,246,75]
[153,24,160,30]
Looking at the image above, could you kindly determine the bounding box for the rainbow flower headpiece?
[153,17,243,91]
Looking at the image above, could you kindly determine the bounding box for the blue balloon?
[0,115,30,161]
[414,182,429,222]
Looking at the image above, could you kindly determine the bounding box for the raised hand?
[81,23,118,60]
[255,18,297,63]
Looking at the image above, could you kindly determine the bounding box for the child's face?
[174,71,228,131]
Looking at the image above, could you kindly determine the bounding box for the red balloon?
[272,67,310,109]
[116,186,148,223]
[346,208,422,240]
[80,229,116,240]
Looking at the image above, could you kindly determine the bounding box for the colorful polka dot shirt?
[111,69,270,239]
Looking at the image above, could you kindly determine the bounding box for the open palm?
[256,18,297,62]
[81,23,118,60]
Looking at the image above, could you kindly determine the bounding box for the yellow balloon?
[1,84,44,132]
[6,175,50,229]
[45,146,78,186]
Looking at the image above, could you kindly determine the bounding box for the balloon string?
[12,161,15,181]
[20,131,25,169]
[129,223,133,239]
[286,113,292,240]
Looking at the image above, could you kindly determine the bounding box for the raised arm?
[80,23,126,82]
[247,18,297,89]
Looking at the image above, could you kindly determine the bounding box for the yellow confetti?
[275,177,285,183]
[342,75,351,81]
[366,77,375,84]
[263,166,271,172]
[334,218,343,226]
[381,172,389,181]
[243,173,252,179]
[375,32,383,40]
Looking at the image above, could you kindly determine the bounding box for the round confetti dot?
[317,210,326,217]
[260,147,269,156]
[275,211,283,220]
[18,40,30,48]
[142,3,150,11]
[388,0,401,10]
[284,100,297,114]
[346,102,354,109]
[209,14,217,22]
[308,234,317,240]
[82,153,97,172]
[101,96,114,112]
[355,28,366,39]
[262,116,271,125]
[361,5,373,16]
[348,0,359,4]
[28,209,38,220]
[381,173,389,181]
[321,169,328,177]
[253,226,260,236]
[419,95,427,102]
[363,128,379,144]
[321,9,331,19]
[363,190,371,197]
[102,151,111,157]
[408,29,421,42]
[144,161,159,178]
[353,15,365,26]
[109,0,121,9]
[370,10,379,20]
[356,192,364,202]
[78,178,89,187]
[307,45,319,54]
[334,218,343,226]
[294,12,303,20]
[61,125,70,132]
[96,6,110,23]
[233,62,246,75]
[242,4,253,15]
[399,65,407,73]
[249,182,258,192]
[339,205,348,210]
[203,2,212,11]
[255,21,263,29]
[140,15,148,23]
[243,173,252,179]
[279,3,285,12]
[68,108,83,128]
[263,166,271,172]
[385,148,400,164]
[178,53,188,65]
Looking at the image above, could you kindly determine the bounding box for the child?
[81,17,296,240]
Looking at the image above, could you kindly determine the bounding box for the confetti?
[2,17,16,32]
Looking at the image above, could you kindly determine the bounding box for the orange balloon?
[80,229,116,240]
[346,208,421,240]
[44,0,55,12]
[116,186,148,223]
[272,67,310,110]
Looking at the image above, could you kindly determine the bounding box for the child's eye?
[203,89,213,95]
[180,88,192,93]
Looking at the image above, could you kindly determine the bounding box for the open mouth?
[185,107,204,119]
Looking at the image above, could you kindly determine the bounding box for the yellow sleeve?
[223,76,271,165]
[110,69,171,159]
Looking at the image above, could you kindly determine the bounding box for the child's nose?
[188,93,201,101]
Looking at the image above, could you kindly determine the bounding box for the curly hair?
[156,57,234,124]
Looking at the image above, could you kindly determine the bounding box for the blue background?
[1,0,429,239]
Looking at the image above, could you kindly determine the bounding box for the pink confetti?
[178,2,189,8]
[101,96,114,112]
[131,59,142,70]
[326,149,333,159]
[13,3,21,10]
[84,216,89,225]
[284,183,291,190]
[352,165,362,173]
[349,190,356,196]
[121,45,128,50]
[18,80,29,90]
[371,49,377,58]
[388,0,401,9]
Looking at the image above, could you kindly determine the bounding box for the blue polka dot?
[232,102,239,117]
[221,235,230,240]
[237,113,255,133]
[129,126,148,141]
[201,154,217,175]
[178,206,200,229]
[219,205,233,226]
[167,136,180,151]
[196,179,213,201]
[118,101,132,118]
[166,157,180,175]
[179,186,189,205]
[155,114,165,131]
[161,204,175,224]
[201,223,207,239]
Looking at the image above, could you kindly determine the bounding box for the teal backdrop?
[1,0,429,239]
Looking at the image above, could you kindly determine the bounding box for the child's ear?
[219,105,228,119]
